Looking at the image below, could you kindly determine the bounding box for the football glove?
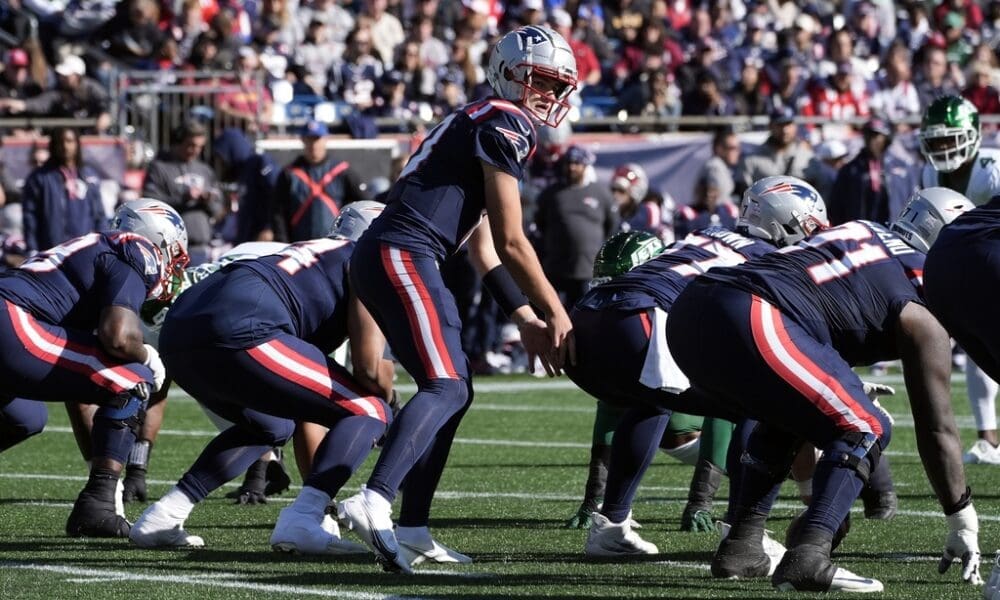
[122,466,147,503]
[939,504,984,585]
[861,381,895,425]
[143,344,166,392]
[565,497,602,529]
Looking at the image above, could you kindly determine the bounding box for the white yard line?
[1,563,425,600]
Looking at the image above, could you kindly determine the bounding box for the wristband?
[944,486,973,516]
[482,265,529,317]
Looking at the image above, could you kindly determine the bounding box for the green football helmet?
[918,95,981,173]
[592,231,666,285]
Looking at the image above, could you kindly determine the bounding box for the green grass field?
[0,373,995,599]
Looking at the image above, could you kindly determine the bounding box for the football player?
[0,198,187,538]
[666,188,980,592]
[566,176,828,557]
[129,201,392,554]
[564,231,734,535]
[335,25,578,573]
[919,95,1000,464]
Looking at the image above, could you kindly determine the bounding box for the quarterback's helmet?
[610,163,649,204]
[890,187,974,252]
[918,95,981,173]
[486,25,578,127]
[592,230,665,285]
[113,198,190,300]
[738,176,828,247]
[328,200,385,242]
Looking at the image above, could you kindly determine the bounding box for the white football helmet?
[738,176,828,247]
[113,198,190,300]
[486,25,578,127]
[611,163,649,204]
[890,187,974,252]
[329,200,385,242]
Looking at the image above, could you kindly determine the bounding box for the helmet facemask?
[508,65,577,127]
[918,124,980,173]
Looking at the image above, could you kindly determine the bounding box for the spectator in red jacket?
[962,61,1000,115]
[551,8,601,88]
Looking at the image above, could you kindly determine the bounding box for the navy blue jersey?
[579,226,775,311]
[702,220,925,364]
[933,194,1000,247]
[368,97,537,260]
[0,232,162,329]
[166,238,353,353]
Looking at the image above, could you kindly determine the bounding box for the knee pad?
[818,431,881,485]
[95,395,147,438]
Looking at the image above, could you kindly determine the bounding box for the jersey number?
[21,233,102,273]
[276,238,348,275]
[399,114,457,179]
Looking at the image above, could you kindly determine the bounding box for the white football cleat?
[337,489,412,574]
[397,526,473,566]
[964,440,1000,465]
[827,568,884,593]
[271,506,368,555]
[718,521,787,576]
[585,512,658,557]
[130,503,204,548]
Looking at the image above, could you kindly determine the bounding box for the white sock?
[396,525,431,544]
[967,359,999,432]
[158,486,197,522]
[362,486,392,513]
[291,486,331,517]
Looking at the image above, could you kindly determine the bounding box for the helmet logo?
[516,26,552,51]
[136,205,185,231]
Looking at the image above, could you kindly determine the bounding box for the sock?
[291,486,331,517]
[700,417,735,472]
[803,460,864,536]
[159,485,197,522]
[363,485,392,513]
[602,408,671,523]
[686,458,725,510]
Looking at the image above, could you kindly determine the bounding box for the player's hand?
[939,504,984,585]
[122,466,148,503]
[861,381,895,400]
[143,344,166,392]
[519,318,554,376]
[545,311,575,376]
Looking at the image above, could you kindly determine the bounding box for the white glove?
[861,381,895,425]
[940,504,984,585]
[984,551,1000,599]
[143,343,166,392]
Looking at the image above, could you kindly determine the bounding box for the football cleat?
[130,503,204,548]
[772,543,882,593]
[964,440,1000,465]
[66,498,131,539]
[337,488,412,574]
[584,512,658,557]
[397,526,473,566]
[264,451,292,496]
[270,506,367,555]
[717,521,786,577]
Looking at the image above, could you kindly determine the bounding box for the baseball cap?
[523,0,543,11]
[6,48,28,68]
[863,117,893,137]
[54,55,85,77]
[816,139,848,161]
[302,119,329,137]
[551,8,573,29]
[769,105,796,125]
[564,145,595,165]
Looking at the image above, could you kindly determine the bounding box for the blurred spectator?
[803,61,871,121]
[729,14,773,86]
[369,69,420,120]
[365,0,404,68]
[432,67,466,116]
[768,58,809,114]
[941,10,974,66]
[869,42,921,123]
[0,0,36,46]
[21,127,105,253]
[0,49,43,100]
[142,119,221,265]
[829,118,916,226]
[524,118,572,226]
[820,27,874,82]
[252,0,301,56]
[985,2,1000,47]
[412,15,449,71]
[295,19,344,95]
[551,8,600,88]
[962,61,1000,116]
[682,69,734,117]
[0,55,111,133]
[848,2,883,66]
[804,139,849,203]
[517,0,546,27]
[673,169,739,239]
[100,0,166,69]
[704,127,741,201]
[915,45,960,109]
[738,106,814,191]
[190,9,243,71]
[328,26,384,109]
[731,57,771,116]
[297,0,355,45]
[217,47,274,133]
[211,128,279,243]
[170,0,209,62]
[534,145,618,308]
[272,120,367,242]
[573,5,615,67]
[617,61,681,119]
[412,0,461,44]
[393,39,436,102]
[933,0,983,32]
[900,1,933,52]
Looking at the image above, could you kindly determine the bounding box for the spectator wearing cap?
[941,10,974,66]
[295,19,344,95]
[551,8,601,88]
[962,61,1000,115]
[0,49,42,100]
[365,0,405,69]
[804,139,849,203]
[0,55,111,133]
[731,56,771,117]
[829,118,917,226]
[21,126,106,254]
[517,0,546,26]
[272,120,368,242]
[673,168,738,239]
[869,41,921,123]
[142,119,222,265]
[211,128,280,243]
[534,144,618,308]
[915,45,959,109]
[803,60,871,122]
[738,106,814,191]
